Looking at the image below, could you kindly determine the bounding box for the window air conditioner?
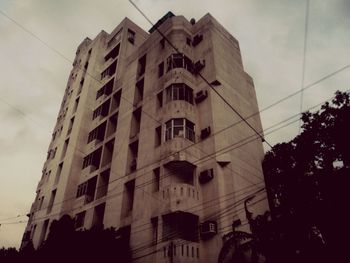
[193,59,205,74]
[192,34,203,47]
[195,90,208,103]
[200,220,217,239]
[200,126,211,139]
[199,169,214,184]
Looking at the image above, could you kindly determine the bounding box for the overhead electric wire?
[1,6,349,255]
[131,194,268,260]
[299,0,310,133]
[2,89,344,228]
[128,0,273,148]
[0,5,348,217]
[130,187,266,255]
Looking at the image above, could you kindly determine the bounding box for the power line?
[130,188,266,255]
[131,194,268,260]
[3,89,343,226]
[2,6,349,253]
[299,0,310,133]
[129,0,273,149]
[0,4,348,206]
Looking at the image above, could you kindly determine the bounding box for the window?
[82,147,102,169]
[76,181,88,198]
[87,121,107,143]
[67,117,74,135]
[153,167,160,192]
[137,55,146,77]
[39,219,49,245]
[93,99,110,120]
[101,60,117,80]
[157,91,163,108]
[129,140,139,172]
[165,118,195,142]
[105,43,120,61]
[76,176,97,203]
[134,78,144,104]
[53,147,57,159]
[55,162,63,184]
[52,131,57,141]
[106,112,118,137]
[165,83,193,104]
[96,78,114,99]
[46,170,51,182]
[47,189,56,214]
[160,38,165,49]
[96,169,110,199]
[38,196,44,210]
[158,62,164,77]
[123,179,135,213]
[111,89,122,111]
[127,29,135,44]
[166,53,193,73]
[107,28,122,48]
[162,211,199,242]
[151,217,158,245]
[155,126,161,147]
[75,211,86,229]
[73,97,79,113]
[80,78,84,89]
[130,107,142,138]
[186,37,191,46]
[92,203,105,228]
[61,138,69,159]
[31,225,37,239]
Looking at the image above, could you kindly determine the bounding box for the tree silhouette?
[263,90,350,262]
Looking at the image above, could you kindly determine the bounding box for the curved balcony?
[162,183,201,212]
[161,137,199,164]
[162,99,196,122]
[161,240,201,262]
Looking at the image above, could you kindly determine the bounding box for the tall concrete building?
[22,12,268,262]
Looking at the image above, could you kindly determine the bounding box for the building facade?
[22,13,268,262]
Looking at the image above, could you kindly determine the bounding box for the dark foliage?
[262,90,350,262]
[1,215,131,263]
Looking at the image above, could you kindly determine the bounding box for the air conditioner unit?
[200,126,211,139]
[195,90,208,103]
[199,169,214,184]
[192,34,203,47]
[200,220,217,239]
[193,59,205,74]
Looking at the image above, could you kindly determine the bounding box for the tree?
[35,215,132,263]
[0,215,132,263]
[263,91,350,262]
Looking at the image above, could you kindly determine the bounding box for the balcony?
[161,239,201,261]
[162,183,200,213]
[161,137,199,164]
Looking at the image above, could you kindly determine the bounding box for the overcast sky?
[0,0,349,248]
